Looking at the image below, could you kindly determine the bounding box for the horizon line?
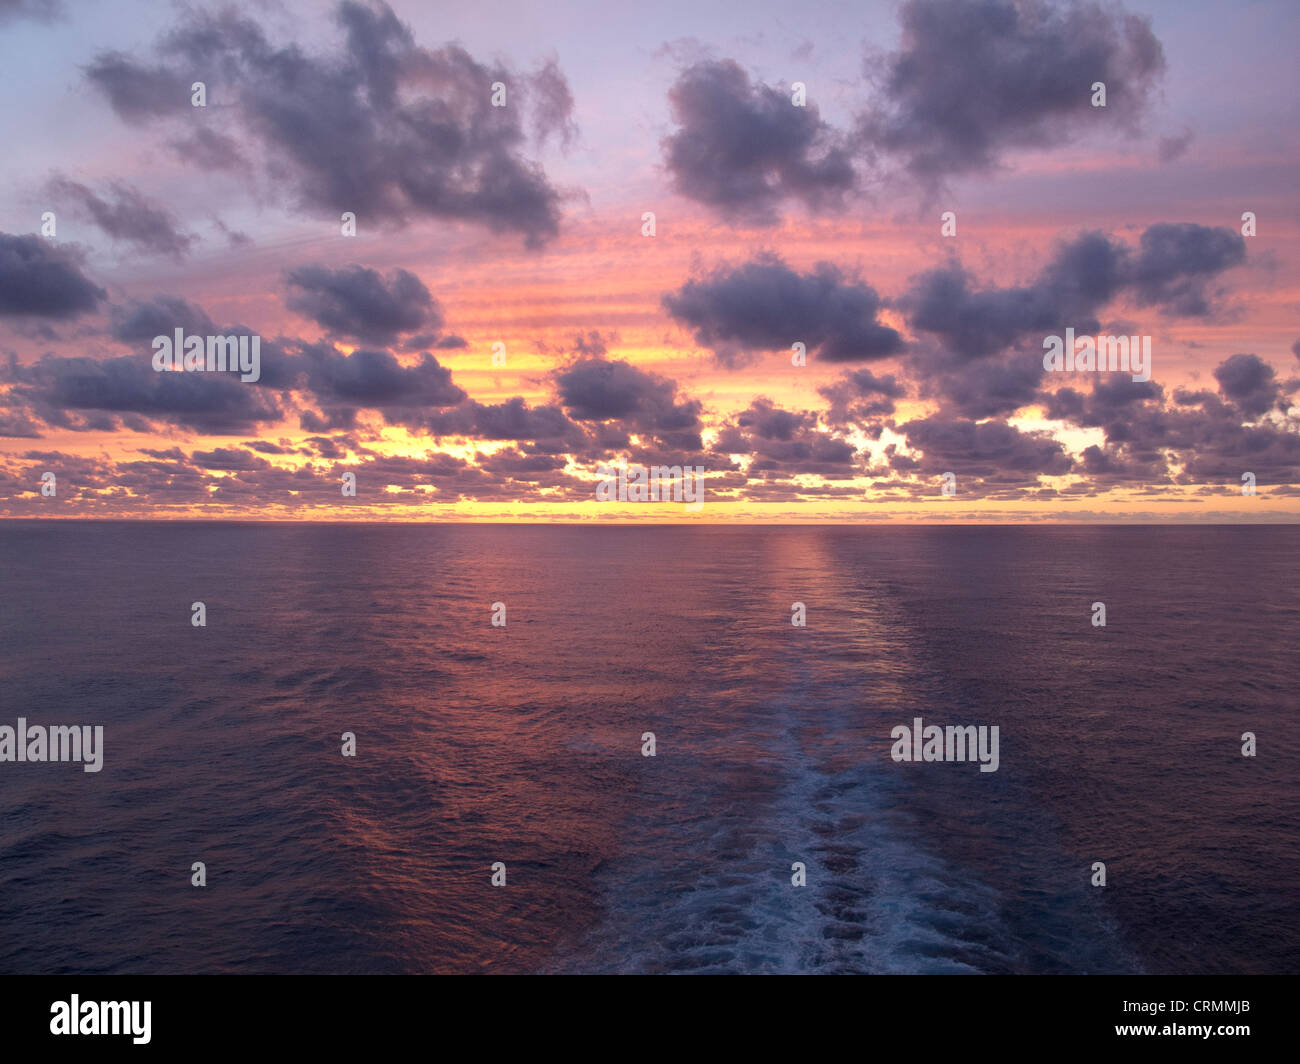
[3,517,1298,527]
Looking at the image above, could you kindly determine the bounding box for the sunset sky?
[1,0,1297,521]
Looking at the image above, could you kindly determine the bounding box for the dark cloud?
[529,56,578,150]
[1034,356,1300,490]
[5,329,470,438]
[292,343,466,412]
[0,409,44,437]
[459,398,576,442]
[381,397,584,471]
[84,53,189,123]
[0,233,105,318]
[393,360,726,469]
[661,222,1240,424]
[1175,408,1300,485]
[662,59,855,223]
[8,320,61,342]
[47,177,196,259]
[905,224,1245,367]
[285,264,442,343]
[663,254,903,366]
[554,356,703,452]
[714,398,859,477]
[914,346,1048,420]
[819,369,907,423]
[658,2,1166,216]
[570,330,611,359]
[404,332,467,351]
[1213,353,1280,417]
[84,2,573,245]
[1080,376,1164,426]
[1126,223,1246,317]
[298,409,356,433]
[190,447,273,471]
[1157,129,1194,163]
[904,231,1124,360]
[906,264,1060,360]
[1038,229,1132,309]
[856,0,1165,186]
[170,127,247,171]
[0,440,598,517]
[1045,378,1162,427]
[3,353,282,434]
[109,296,215,343]
[894,223,1249,422]
[244,440,293,456]
[894,415,1074,483]
[1166,406,1292,485]
[475,447,569,481]
[212,217,252,248]
[0,0,62,24]
[401,332,461,351]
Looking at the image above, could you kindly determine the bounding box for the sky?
[0,0,1297,522]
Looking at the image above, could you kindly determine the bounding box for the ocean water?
[0,522,1295,975]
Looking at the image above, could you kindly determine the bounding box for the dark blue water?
[0,523,1295,973]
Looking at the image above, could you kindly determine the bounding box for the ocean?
[0,522,1295,974]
